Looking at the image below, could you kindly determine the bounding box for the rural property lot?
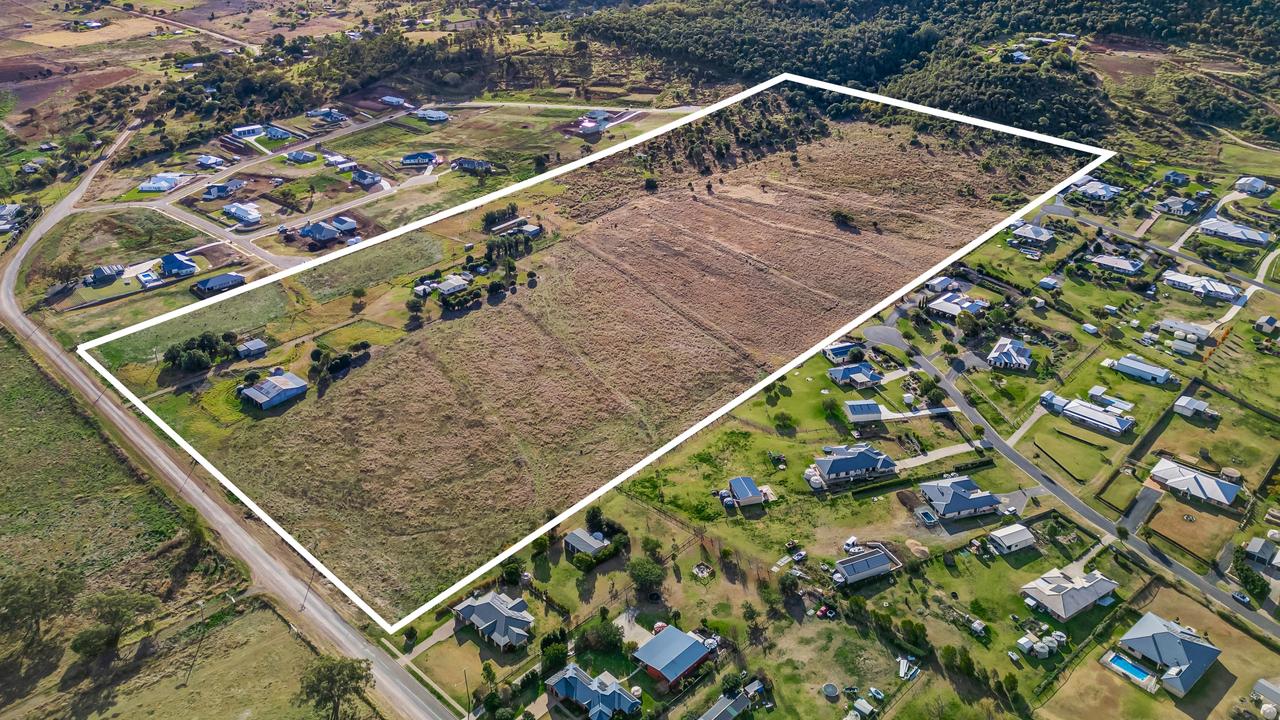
[84,78,1104,627]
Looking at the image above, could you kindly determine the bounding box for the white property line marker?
[78,73,1115,634]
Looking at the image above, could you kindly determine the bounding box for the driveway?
[1122,485,1162,532]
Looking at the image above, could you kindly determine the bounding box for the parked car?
[791,551,807,563]
[1231,591,1252,606]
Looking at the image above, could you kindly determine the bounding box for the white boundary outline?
[78,73,1114,634]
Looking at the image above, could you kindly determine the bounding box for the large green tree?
[295,655,374,720]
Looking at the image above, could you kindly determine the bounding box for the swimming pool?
[1108,652,1153,682]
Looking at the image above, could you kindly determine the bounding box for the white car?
[843,535,859,554]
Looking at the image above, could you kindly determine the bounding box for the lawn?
[1144,495,1239,567]
[414,623,542,709]
[1142,389,1280,490]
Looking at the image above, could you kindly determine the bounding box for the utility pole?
[182,599,207,687]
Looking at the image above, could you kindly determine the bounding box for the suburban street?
[0,127,456,720]
[864,295,1280,639]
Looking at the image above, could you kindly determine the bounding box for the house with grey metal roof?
[1161,270,1241,302]
[1154,197,1198,216]
[634,626,712,686]
[1200,217,1270,246]
[235,338,268,359]
[1021,567,1118,621]
[1149,458,1241,507]
[564,528,610,558]
[697,682,764,720]
[927,291,989,318]
[545,663,639,720]
[987,336,1032,371]
[1090,254,1144,276]
[452,591,535,650]
[920,476,1000,519]
[1119,612,1221,697]
[989,524,1035,554]
[240,368,308,410]
[1244,537,1277,565]
[1106,354,1173,385]
[1013,224,1054,246]
[1039,391,1135,436]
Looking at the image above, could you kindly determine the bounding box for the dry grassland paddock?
[112,117,1088,618]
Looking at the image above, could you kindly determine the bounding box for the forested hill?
[571,0,1276,140]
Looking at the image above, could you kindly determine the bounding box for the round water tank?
[653,622,668,634]
[1262,704,1277,720]
[822,683,839,699]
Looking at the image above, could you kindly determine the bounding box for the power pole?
[182,599,207,687]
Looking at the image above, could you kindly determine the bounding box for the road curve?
[0,132,454,720]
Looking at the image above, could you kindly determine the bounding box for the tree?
[295,655,374,720]
[351,287,366,299]
[71,589,159,660]
[585,505,605,533]
[541,643,568,674]
[405,297,424,314]
[500,557,525,585]
[740,601,760,627]
[641,535,663,559]
[777,573,799,596]
[0,568,83,648]
[627,557,667,590]
[481,661,497,688]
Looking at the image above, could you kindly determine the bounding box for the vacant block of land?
[92,88,1092,620]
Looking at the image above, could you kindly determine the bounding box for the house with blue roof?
[300,221,341,243]
[452,157,494,174]
[159,252,198,277]
[265,126,292,140]
[452,591,534,650]
[919,476,1000,519]
[546,664,640,720]
[402,151,438,166]
[352,168,382,187]
[634,626,712,686]
[728,476,763,507]
[286,150,317,164]
[240,368,308,410]
[821,341,858,364]
[1118,612,1220,697]
[1163,170,1190,186]
[809,444,896,490]
[827,362,883,389]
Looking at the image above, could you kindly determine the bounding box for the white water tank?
[1262,704,1277,720]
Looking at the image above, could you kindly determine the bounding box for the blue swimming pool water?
[1109,653,1152,682]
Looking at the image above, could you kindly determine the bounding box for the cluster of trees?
[939,643,1029,714]
[1233,547,1270,603]
[163,330,239,372]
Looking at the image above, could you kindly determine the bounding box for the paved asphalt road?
[0,132,455,720]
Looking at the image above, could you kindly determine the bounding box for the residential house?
[159,252,198,277]
[1039,276,1062,291]
[195,154,225,168]
[0,204,22,230]
[380,95,407,106]
[920,476,1001,519]
[927,291,989,318]
[1013,224,1054,246]
[1009,50,1031,63]
[728,476,764,507]
[1090,254,1144,276]
[634,626,713,686]
[300,221,341,243]
[808,444,896,490]
[821,341,859,364]
[1148,457,1241,507]
[1200,217,1270,246]
[1256,315,1278,334]
[223,202,262,225]
[564,529,610,558]
[1021,567,1118,621]
[414,109,450,122]
[241,368,308,409]
[545,664,640,720]
[451,157,493,174]
[89,264,124,284]
[138,172,183,193]
[986,336,1033,371]
[1161,270,1241,302]
[191,272,245,298]
[20,158,47,174]
[577,108,615,133]
[1154,197,1198,216]
[235,338,268,359]
[232,124,264,138]
[696,682,763,720]
[989,524,1035,554]
[1118,612,1221,697]
[437,275,470,296]
[202,179,245,200]
[402,151,438,166]
[833,545,897,585]
[1235,176,1268,195]
[1107,354,1173,384]
[1076,179,1124,201]
[331,216,358,233]
[179,61,203,71]
[453,591,534,650]
[1040,391,1136,436]
[827,362,883,389]
[352,168,382,187]
[265,126,292,140]
[286,150,317,164]
[1163,170,1190,186]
